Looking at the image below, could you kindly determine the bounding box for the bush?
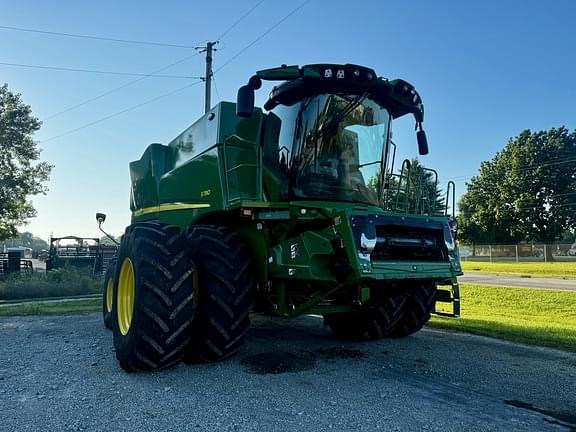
[0,267,101,300]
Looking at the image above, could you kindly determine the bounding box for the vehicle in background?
[46,236,116,275]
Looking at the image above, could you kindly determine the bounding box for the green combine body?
[101,64,463,372]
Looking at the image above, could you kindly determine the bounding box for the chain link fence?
[458,243,576,262]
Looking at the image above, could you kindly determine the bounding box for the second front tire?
[324,282,437,339]
[323,294,406,340]
[186,225,255,362]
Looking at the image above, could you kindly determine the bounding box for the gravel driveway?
[1,313,575,431]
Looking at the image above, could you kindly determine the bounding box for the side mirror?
[236,85,255,118]
[96,212,120,246]
[417,130,429,155]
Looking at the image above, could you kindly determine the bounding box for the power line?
[212,74,222,103]
[42,1,267,121]
[0,24,194,49]
[214,0,312,74]
[197,0,267,111]
[0,61,199,79]
[441,156,576,183]
[512,156,576,173]
[41,81,203,143]
[44,53,201,120]
[39,0,285,141]
[215,0,267,41]
[520,202,576,211]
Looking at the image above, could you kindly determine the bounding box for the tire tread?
[186,225,254,362]
[112,223,195,372]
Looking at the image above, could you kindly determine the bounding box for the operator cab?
[274,93,389,206]
[237,64,428,207]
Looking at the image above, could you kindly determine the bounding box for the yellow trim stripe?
[133,203,211,217]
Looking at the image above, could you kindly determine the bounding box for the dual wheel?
[102,222,437,370]
[323,282,437,339]
[102,222,254,372]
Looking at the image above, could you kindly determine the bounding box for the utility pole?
[196,41,218,114]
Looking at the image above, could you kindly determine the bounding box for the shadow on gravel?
[240,347,365,375]
[504,400,576,431]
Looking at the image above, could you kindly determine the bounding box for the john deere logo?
[290,243,299,259]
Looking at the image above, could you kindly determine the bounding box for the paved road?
[1,313,575,431]
[460,273,576,291]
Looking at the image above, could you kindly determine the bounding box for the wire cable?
[212,74,222,103]
[41,0,267,121]
[0,60,200,78]
[214,0,312,74]
[0,24,194,49]
[215,0,266,41]
[39,0,301,141]
[44,53,201,120]
[41,81,203,143]
[440,156,576,184]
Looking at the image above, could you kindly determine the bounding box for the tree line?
[458,127,576,245]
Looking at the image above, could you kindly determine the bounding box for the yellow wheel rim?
[117,258,135,336]
[192,269,199,296]
[105,277,113,313]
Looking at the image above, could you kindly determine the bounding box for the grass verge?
[430,283,576,352]
[461,261,576,278]
[0,299,100,317]
[0,267,101,300]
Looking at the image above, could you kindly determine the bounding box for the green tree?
[458,127,576,246]
[16,231,48,251]
[0,84,52,240]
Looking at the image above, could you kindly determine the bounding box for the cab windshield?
[289,94,390,206]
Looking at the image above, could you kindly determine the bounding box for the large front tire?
[112,223,196,372]
[186,225,255,362]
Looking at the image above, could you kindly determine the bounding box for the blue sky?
[1,0,575,240]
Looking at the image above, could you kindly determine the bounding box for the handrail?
[395,159,412,213]
[387,141,397,180]
[445,180,456,217]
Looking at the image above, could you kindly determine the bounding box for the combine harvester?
[99,64,463,372]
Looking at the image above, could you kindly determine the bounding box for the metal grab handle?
[445,181,455,217]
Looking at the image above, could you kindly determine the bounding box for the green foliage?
[459,127,576,243]
[1,231,48,251]
[0,267,101,300]
[0,84,53,241]
[430,283,576,352]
